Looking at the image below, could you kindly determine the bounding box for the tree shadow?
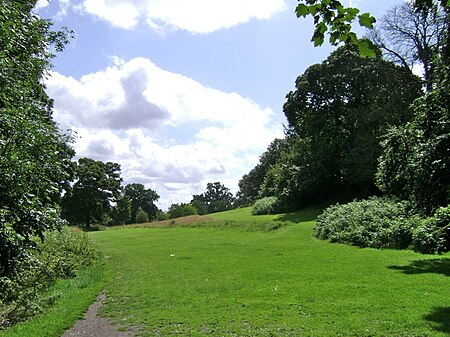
[274,208,323,224]
[387,258,450,277]
[423,307,450,334]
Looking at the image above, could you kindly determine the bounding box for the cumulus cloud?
[47,57,283,210]
[80,0,287,33]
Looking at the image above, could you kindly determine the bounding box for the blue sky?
[36,0,403,210]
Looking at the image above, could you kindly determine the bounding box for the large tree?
[279,45,422,208]
[124,183,160,223]
[0,0,74,279]
[61,158,122,227]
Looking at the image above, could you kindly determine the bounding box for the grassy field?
[90,208,449,336]
[2,207,449,336]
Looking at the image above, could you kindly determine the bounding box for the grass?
[86,209,450,336]
[2,208,449,336]
[0,263,105,337]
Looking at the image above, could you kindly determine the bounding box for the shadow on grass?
[423,307,450,334]
[387,258,450,277]
[274,208,323,224]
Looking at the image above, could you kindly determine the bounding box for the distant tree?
[236,138,288,206]
[110,194,131,225]
[192,182,235,214]
[168,203,198,219]
[0,0,74,278]
[124,183,160,223]
[135,207,149,224]
[61,158,122,227]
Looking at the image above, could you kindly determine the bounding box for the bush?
[412,206,450,254]
[315,197,415,249]
[0,228,99,328]
[252,197,280,215]
[168,203,198,219]
[135,207,149,223]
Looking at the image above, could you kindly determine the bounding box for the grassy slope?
[86,209,450,336]
[0,264,105,337]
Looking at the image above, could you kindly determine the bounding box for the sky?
[35,0,403,210]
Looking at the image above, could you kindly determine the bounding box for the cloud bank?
[80,0,287,33]
[47,57,283,209]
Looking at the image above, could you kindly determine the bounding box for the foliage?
[61,158,123,227]
[251,197,280,215]
[110,194,131,225]
[236,139,288,206]
[0,228,99,328]
[273,45,421,210]
[167,203,198,219]
[412,206,450,254]
[124,183,160,223]
[315,197,416,249]
[0,0,74,283]
[377,79,450,214]
[368,1,447,90]
[191,182,235,215]
[135,207,149,224]
[295,0,376,56]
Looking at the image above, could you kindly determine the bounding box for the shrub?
[252,197,280,215]
[168,203,198,219]
[135,207,149,223]
[412,206,450,254]
[0,228,99,328]
[315,197,415,249]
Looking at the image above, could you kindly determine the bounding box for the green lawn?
[2,208,449,336]
[88,210,450,336]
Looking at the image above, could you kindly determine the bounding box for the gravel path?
[61,293,133,337]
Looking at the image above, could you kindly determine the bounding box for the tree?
[110,194,131,225]
[367,1,446,91]
[295,0,449,59]
[236,138,288,206]
[135,207,149,224]
[61,158,122,227]
[191,182,235,215]
[278,45,421,208]
[167,203,198,219]
[124,183,160,223]
[0,0,74,279]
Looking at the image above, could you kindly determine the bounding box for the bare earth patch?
[62,293,133,337]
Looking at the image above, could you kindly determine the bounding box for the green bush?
[252,197,280,215]
[0,228,99,329]
[412,206,450,254]
[168,203,198,219]
[135,207,149,223]
[315,197,415,249]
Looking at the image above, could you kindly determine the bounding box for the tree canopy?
[192,182,235,215]
[124,183,160,223]
[0,0,74,278]
[61,158,123,227]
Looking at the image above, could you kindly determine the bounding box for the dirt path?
[61,293,133,337]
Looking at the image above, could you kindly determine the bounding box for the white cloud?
[47,57,283,210]
[80,0,287,33]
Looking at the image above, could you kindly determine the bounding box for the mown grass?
[0,263,105,337]
[87,209,450,336]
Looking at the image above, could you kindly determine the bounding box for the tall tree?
[124,183,160,223]
[0,0,74,278]
[61,158,122,227]
[192,182,235,214]
[280,45,422,208]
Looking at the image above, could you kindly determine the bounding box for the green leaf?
[358,13,376,29]
[345,7,360,19]
[358,40,376,58]
[296,4,310,18]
